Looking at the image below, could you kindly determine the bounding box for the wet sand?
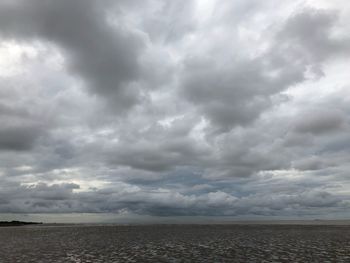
[0,224,349,262]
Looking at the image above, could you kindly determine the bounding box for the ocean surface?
[0,224,350,262]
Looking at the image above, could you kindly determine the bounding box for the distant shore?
[0,221,43,227]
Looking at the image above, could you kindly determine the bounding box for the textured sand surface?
[0,224,349,262]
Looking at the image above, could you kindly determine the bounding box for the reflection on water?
[0,224,350,262]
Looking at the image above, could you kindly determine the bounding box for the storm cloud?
[0,0,350,221]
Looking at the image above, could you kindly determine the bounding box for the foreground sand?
[0,224,349,262]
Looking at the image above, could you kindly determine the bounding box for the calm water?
[0,224,350,262]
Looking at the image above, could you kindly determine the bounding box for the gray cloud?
[181,8,350,133]
[0,1,349,220]
[139,0,196,43]
[278,9,350,64]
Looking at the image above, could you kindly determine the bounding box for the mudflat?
[0,224,349,262]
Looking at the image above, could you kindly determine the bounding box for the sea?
[0,223,350,262]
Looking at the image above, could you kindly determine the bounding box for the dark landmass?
[0,221,43,227]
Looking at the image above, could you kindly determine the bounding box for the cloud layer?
[0,0,350,220]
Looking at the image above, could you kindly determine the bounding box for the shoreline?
[0,221,43,227]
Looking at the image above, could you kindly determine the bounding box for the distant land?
[0,221,43,227]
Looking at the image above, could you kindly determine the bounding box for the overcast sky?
[0,0,350,223]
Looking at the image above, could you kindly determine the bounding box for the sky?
[0,0,350,223]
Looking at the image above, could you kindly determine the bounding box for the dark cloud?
[0,96,47,151]
[0,125,43,151]
[0,0,145,111]
[181,57,285,131]
[293,109,346,135]
[0,180,345,217]
[106,121,209,172]
[293,156,324,171]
